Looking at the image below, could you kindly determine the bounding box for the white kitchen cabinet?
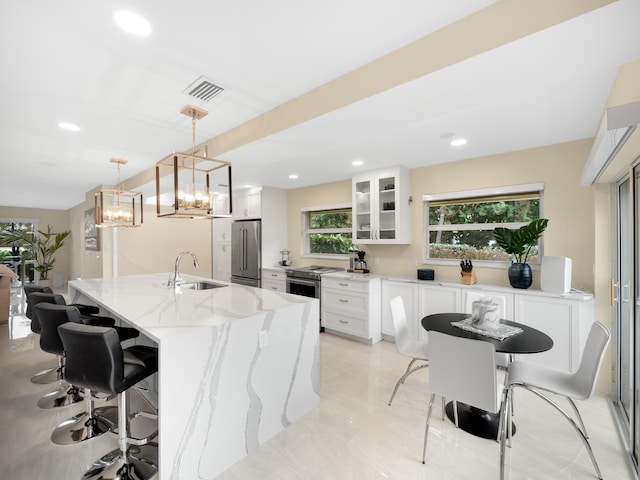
[381,279,418,340]
[232,187,262,219]
[211,217,232,282]
[417,283,462,341]
[321,274,382,344]
[352,166,410,244]
[262,268,286,292]
[514,293,594,373]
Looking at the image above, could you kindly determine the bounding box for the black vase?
[508,262,532,289]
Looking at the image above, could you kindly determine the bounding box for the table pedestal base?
[445,402,515,440]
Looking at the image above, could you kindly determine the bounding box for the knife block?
[460,270,476,285]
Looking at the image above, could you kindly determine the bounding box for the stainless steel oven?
[285,276,319,299]
[285,266,344,329]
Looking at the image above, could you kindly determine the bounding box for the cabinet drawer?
[262,270,286,281]
[323,277,369,293]
[323,310,367,337]
[323,289,368,316]
[262,279,286,292]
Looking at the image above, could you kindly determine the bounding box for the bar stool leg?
[51,389,114,445]
[81,390,158,480]
[30,356,64,384]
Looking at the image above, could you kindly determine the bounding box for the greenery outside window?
[303,204,355,256]
[424,183,544,264]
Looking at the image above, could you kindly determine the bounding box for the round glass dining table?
[421,312,553,439]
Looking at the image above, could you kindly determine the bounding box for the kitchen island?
[68,273,320,479]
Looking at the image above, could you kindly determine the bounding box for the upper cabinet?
[352,166,410,244]
[232,187,262,219]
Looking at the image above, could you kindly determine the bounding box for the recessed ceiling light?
[352,160,364,166]
[58,122,80,132]
[450,138,467,147]
[288,174,299,180]
[243,184,253,188]
[112,9,152,36]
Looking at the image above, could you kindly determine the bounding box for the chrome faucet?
[169,251,200,287]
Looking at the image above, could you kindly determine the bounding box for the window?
[303,204,354,256]
[423,183,543,264]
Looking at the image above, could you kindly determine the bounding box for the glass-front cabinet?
[352,166,410,244]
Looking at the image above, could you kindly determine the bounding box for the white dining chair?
[500,321,610,480]
[463,292,511,369]
[423,331,508,468]
[387,296,429,406]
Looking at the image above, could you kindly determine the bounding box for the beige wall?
[0,206,72,284]
[115,204,212,278]
[288,139,595,291]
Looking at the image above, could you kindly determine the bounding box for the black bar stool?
[33,303,85,409]
[27,291,119,384]
[58,323,158,480]
[24,286,59,384]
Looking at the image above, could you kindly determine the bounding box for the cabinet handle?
[271,286,278,290]
[339,282,349,287]
[271,273,278,277]
[339,299,348,303]
[339,319,349,324]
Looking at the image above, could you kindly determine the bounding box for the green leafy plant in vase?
[493,218,548,289]
[0,226,70,284]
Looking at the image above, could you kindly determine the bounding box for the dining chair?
[463,292,510,369]
[500,321,610,480]
[423,331,508,467]
[387,296,429,406]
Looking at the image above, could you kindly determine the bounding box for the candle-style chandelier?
[155,105,232,219]
[95,158,143,228]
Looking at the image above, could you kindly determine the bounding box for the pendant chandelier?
[155,105,232,219]
[95,158,143,228]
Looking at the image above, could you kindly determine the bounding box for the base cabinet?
[381,280,418,340]
[514,294,593,372]
[322,275,381,344]
[262,268,286,292]
[417,283,461,342]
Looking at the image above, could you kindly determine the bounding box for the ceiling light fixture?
[95,158,143,228]
[58,122,80,132]
[352,160,364,166]
[112,9,152,36]
[288,174,299,180]
[450,138,468,147]
[155,105,232,219]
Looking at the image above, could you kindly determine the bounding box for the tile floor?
[0,313,635,480]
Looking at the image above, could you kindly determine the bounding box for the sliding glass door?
[613,168,638,468]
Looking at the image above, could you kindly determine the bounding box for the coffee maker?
[349,250,369,273]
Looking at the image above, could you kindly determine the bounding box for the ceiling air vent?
[183,76,225,102]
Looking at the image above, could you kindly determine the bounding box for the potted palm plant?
[0,226,70,285]
[493,218,548,289]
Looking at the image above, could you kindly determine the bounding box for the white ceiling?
[1,0,639,210]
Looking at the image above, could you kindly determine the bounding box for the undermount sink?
[180,281,227,290]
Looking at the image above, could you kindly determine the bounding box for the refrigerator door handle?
[242,228,247,271]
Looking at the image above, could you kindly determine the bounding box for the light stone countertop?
[68,273,316,343]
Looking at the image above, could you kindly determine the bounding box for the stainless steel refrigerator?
[231,220,261,287]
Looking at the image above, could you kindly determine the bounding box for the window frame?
[301,203,353,259]
[422,183,545,268]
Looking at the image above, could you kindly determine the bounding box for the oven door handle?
[287,277,318,288]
